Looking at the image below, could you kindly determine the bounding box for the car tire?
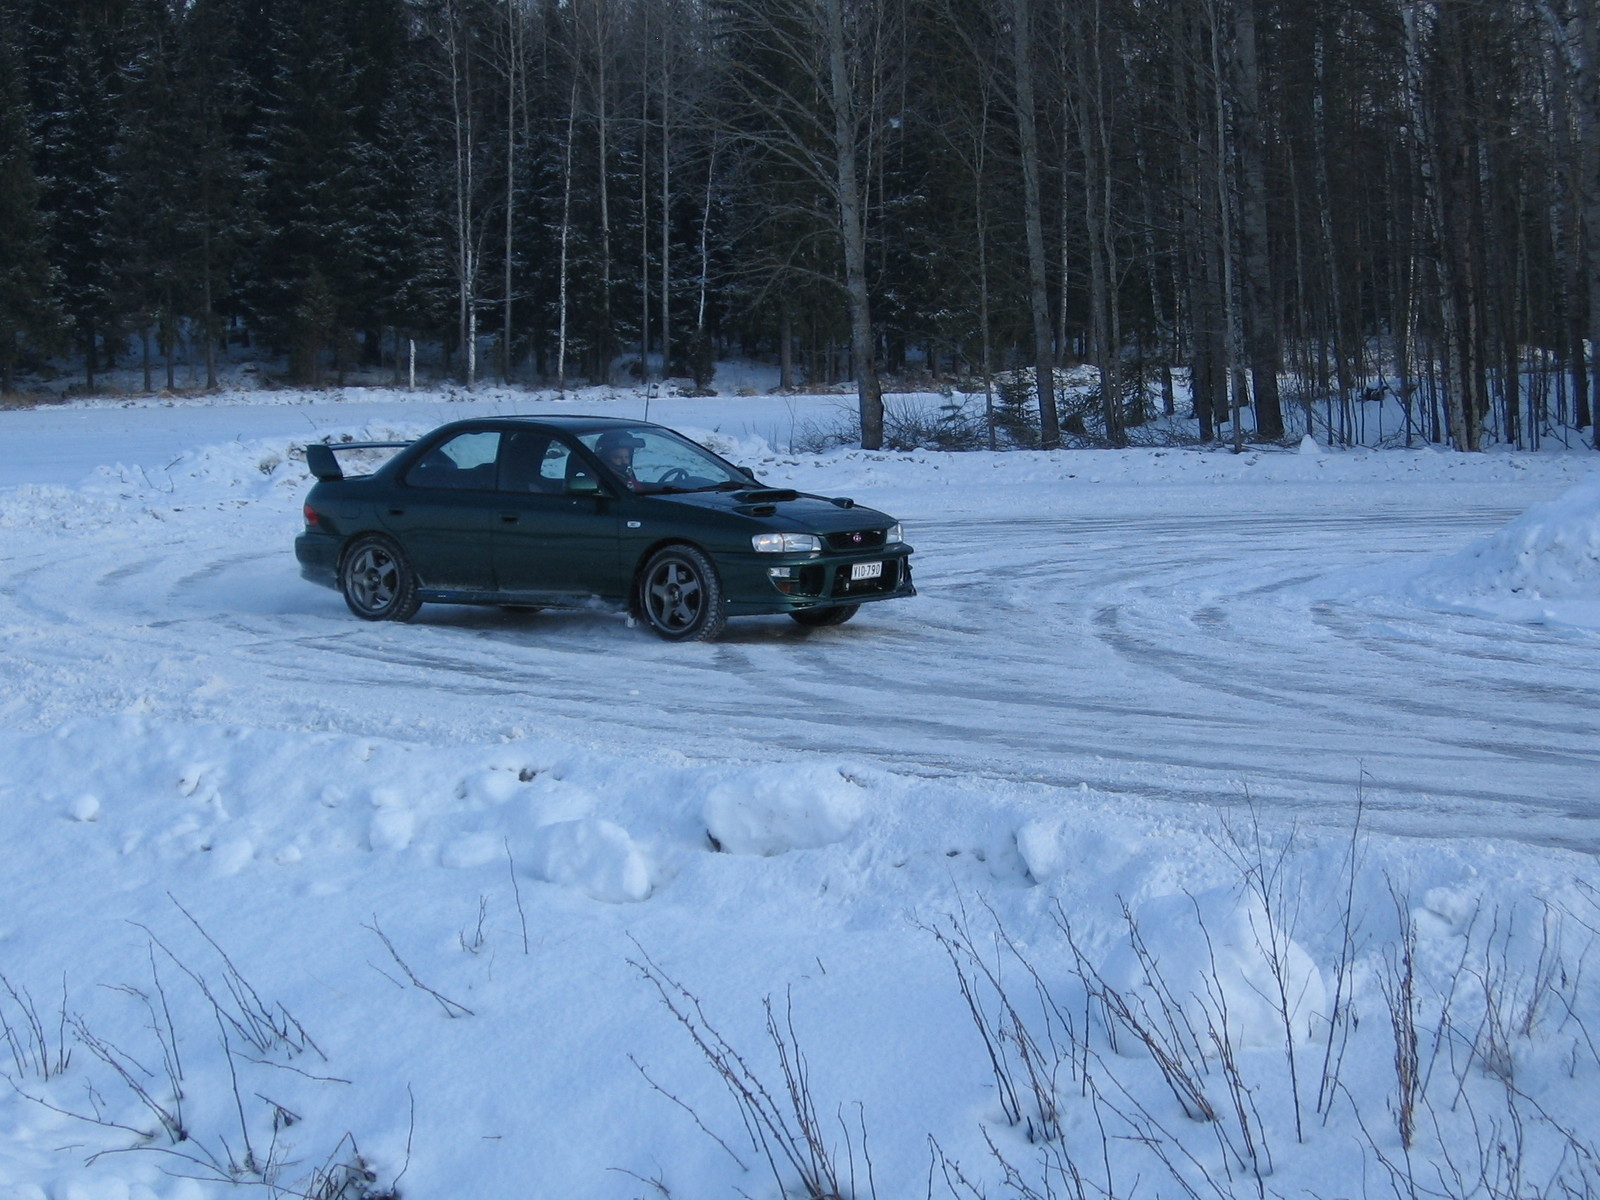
[638,545,726,641]
[339,534,422,622]
[790,604,859,628]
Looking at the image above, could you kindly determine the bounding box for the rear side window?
[405,431,501,490]
[498,433,576,494]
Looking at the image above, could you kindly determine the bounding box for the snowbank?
[1408,472,1600,625]
[1315,471,1600,631]
[2,386,1598,1200]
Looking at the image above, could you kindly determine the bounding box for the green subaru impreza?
[295,416,915,641]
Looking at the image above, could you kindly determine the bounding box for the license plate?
[850,561,883,581]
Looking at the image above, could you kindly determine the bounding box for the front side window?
[577,427,747,493]
[405,431,501,490]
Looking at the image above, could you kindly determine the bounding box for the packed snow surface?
[1,386,1598,1200]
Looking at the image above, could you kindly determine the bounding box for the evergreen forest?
[2,0,1598,452]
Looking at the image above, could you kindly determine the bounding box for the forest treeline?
[1,0,1597,451]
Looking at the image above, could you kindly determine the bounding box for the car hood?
[646,487,894,532]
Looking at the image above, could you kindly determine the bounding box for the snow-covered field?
[2,384,1598,1200]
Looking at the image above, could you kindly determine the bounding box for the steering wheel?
[657,467,692,484]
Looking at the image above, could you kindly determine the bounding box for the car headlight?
[752,532,822,554]
[886,522,904,544]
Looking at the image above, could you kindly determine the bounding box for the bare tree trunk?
[557,79,578,395]
[1057,161,1070,374]
[1231,0,1283,440]
[1567,0,1600,444]
[1072,0,1124,445]
[824,0,883,449]
[1314,20,1353,443]
[660,5,673,379]
[1390,139,1420,446]
[502,0,522,385]
[1012,0,1061,448]
[595,7,613,387]
[779,302,793,390]
[697,135,717,337]
[974,93,996,448]
[445,1,478,388]
[202,225,217,389]
[1407,4,1484,450]
[1179,3,1222,442]
[1208,0,1244,453]
[163,300,175,391]
[1408,11,1467,448]
[1542,21,1591,434]
[639,21,650,390]
[1137,140,1176,417]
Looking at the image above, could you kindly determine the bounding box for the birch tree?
[714,0,890,447]
[1009,0,1062,447]
[440,0,484,386]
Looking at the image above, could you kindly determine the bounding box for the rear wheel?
[790,604,859,628]
[339,534,421,622]
[637,545,726,641]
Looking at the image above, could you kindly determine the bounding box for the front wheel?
[637,545,726,641]
[340,534,421,622]
[790,604,859,628]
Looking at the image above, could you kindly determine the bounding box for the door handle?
[387,507,405,516]
[500,513,519,524]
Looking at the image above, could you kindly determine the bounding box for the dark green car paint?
[295,416,914,635]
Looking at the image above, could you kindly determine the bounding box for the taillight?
[303,504,320,527]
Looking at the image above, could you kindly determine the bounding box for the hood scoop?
[733,488,799,516]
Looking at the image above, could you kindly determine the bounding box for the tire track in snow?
[4,498,1597,849]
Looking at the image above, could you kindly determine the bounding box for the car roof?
[434,414,659,437]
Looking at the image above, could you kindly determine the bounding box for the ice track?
[5,493,1596,852]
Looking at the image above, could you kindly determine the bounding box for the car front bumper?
[720,545,916,616]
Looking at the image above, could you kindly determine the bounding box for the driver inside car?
[596,429,646,490]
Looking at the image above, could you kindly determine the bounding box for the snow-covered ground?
[2,385,1598,1200]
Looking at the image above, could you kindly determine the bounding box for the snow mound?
[527,818,653,903]
[1100,888,1327,1053]
[1387,472,1600,630]
[703,766,865,855]
[1412,473,1600,603]
[1013,817,1138,886]
[0,483,127,531]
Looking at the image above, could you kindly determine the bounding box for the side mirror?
[736,465,760,483]
[566,473,602,496]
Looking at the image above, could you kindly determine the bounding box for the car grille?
[823,529,887,552]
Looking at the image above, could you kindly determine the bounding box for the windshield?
[577,427,751,493]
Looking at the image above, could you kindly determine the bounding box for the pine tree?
[172,0,251,388]
[112,0,188,390]
[28,0,129,388]
[247,0,409,383]
[368,70,456,376]
[0,6,63,392]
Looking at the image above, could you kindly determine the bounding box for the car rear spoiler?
[305,440,411,482]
